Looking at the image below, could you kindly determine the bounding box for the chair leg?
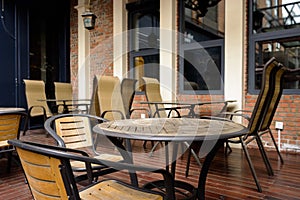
[185,147,192,177]
[185,142,202,177]
[268,128,284,164]
[6,151,12,173]
[240,137,262,192]
[255,136,274,176]
[148,142,161,157]
[225,140,232,156]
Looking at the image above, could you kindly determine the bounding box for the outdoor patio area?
[1,128,300,200]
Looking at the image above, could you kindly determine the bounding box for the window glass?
[253,0,300,33]
[180,0,224,94]
[254,37,300,90]
[249,0,300,93]
[127,0,160,89]
[184,46,222,91]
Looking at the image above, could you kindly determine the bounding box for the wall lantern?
[82,10,97,30]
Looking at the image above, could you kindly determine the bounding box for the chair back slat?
[16,147,69,200]
[0,114,21,141]
[55,116,93,148]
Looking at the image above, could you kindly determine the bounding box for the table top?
[38,98,91,102]
[0,107,26,114]
[94,118,248,142]
[139,100,236,106]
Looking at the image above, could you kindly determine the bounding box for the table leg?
[197,139,224,200]
[107,136,138,186]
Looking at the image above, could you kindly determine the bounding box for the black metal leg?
[185,146,192,177]
[197,140,224,200]
[240,137,262,192]
[171,142,179,177]
[268,128,284,164]
[255,136,274,176]
[107,136,138,186]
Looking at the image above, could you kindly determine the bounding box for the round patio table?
[93,117,248,200]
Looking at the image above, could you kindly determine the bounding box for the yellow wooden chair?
[44,113,124,183]
[0,112,27,172]
[8,139,175,200]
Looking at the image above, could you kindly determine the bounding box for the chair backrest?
[259,62,287,132]
[23,79,52,117]
[97,76,126,120]
[0,112,27,147]
[89,75,101,116]
[247,57,287,135]
[141,77,167,118]
[54,82,73,100]
[44,114,106,149]
[54,82,73,113]
[121,78,138,119]
[8,140,81,199]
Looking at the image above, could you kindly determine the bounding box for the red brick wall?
[70,0,78,95]
[70,0,113,97]
[70,0,300,151]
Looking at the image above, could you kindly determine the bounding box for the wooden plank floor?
[1,129,300,199]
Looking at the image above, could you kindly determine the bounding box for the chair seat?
[71,154,123,170]
[80,179,163,200]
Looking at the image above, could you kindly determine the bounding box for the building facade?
[0,0,299,151]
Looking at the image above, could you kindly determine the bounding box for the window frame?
[248,0,300,94]
[178,0,225,95]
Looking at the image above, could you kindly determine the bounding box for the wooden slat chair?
[8,139,175,200]
[44,113,124,183]
[23,79,53,134]
[0,112,27,172]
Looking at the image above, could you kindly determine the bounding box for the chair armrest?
[101,110,125,120]
[28,105,47,117]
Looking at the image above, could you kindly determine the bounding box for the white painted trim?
[113,0,127,80]
[75,0,90,99]
[224,0,245,119]
[160,0,176,101]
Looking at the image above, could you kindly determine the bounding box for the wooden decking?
[1,129,300,199]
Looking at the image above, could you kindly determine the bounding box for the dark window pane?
[184,47,222,91]
[253,1,300,33]
[254,37,300,89]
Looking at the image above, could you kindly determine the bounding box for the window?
[249,0,300,93]
[179,0,225,94]
[126,0,160,90]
